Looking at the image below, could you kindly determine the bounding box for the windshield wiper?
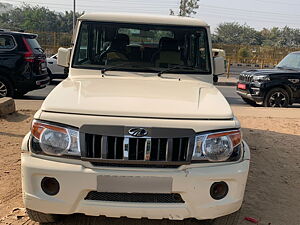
[101,62,132,74]
[157,65,198,77]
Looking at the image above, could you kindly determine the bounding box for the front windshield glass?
[72,21,211,74]
[277,53,300,70]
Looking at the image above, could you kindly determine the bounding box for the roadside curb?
[0,97,16,116]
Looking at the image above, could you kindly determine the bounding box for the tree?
[57,11,84,33]
[212,22,263,46]
[170,0,200,17]
[260,27,300,47]
[0,4,83,33]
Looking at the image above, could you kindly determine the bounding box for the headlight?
[31,120,80,156]
[253,75,270,82]
[193,130,242,162]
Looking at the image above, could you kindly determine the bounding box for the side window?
[75,23,89,63]
[0,35,16,50]
[74,23,105,65]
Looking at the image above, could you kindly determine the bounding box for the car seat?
[152,37,184,68]
[100,34,130,63]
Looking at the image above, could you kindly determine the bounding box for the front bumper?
[237,82,265,103]
[236,90,264,103]
[15,75,50,92]
[22,142,250,220]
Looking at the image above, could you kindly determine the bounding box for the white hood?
[42,74,233,120]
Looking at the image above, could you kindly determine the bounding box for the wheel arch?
[0,75,15,97]
[0,67,16,86]
[264,84,293,104]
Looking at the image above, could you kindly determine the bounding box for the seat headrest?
[159,37,179,51]
[110,34,130,50]
[116,34,130,46]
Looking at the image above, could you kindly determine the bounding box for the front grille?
[84,135,189,161]
[80,126,194,166]
[85,192,185,203]
[239,73,253,82]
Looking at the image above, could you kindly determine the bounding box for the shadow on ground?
[1,111,30,122]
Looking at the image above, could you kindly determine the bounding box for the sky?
[2,0,300,32]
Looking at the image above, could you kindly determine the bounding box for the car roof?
[78,13,208,27]
[0,29,37,38]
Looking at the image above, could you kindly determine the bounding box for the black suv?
[237,51,300,107]
[0,30,49,98]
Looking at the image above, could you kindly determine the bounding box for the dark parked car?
[237,51,300,107]
[0,30,49,98]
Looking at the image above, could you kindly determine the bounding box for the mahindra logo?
[128,128,148,137]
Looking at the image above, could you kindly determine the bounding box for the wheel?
[241,97,258,106]
[213,75,218,83]
[26,208,61,223]
[208,210,240,225]
[0,76,14,98]
[47,68,54,84]
[263,88,290,107]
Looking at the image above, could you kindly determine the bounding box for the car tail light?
[22,37,34,62]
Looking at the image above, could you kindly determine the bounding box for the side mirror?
[57,47,72,67]
[213,56,225,75]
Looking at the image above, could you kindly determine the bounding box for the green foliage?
[0,4,83,33]
[238,47,250,59]
[212,22,263,46]
[213,22,300,48]
[170,0,199,17]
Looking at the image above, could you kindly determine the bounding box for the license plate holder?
[97,176,173,193]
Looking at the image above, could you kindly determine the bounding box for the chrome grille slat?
[113,137,117,159]
[178,138,182,161]
[157,139,161,161]
[166,138,173,161]
[144,138,151,161]
[123,137,129,160]
[92,135,96,158]
[101,136,108,159]
[136,139,139,160]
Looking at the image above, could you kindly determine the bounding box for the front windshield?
[72,21,211,74]
[277,53,300,70]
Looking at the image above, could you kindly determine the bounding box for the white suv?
[21,13,250,225]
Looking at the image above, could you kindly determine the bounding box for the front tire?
[263,88,290,107]
[26,208,61,223]
[209,210,240,225]
[47,68,54,84]
[0,76,14,98]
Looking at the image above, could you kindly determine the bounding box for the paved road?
[14,80,245,110]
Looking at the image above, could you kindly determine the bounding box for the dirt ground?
[0,108,299,225]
